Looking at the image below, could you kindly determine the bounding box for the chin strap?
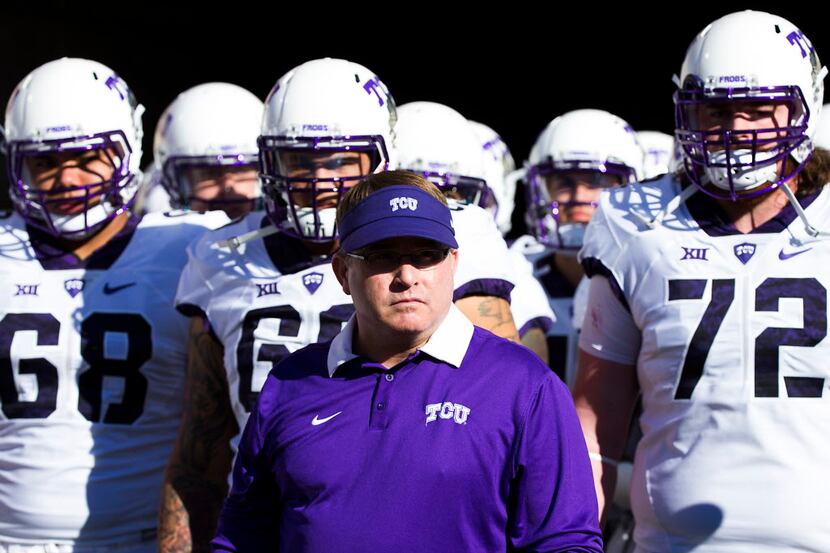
[779,183,830,238]
[631,184,698,229]
[213,224,280,250]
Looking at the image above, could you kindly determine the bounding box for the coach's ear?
[332,252,351,296]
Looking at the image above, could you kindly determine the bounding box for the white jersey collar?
[326,304,475,377]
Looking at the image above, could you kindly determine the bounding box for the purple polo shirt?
[212,306,602,553]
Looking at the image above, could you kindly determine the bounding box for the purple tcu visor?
[339,185,458,253]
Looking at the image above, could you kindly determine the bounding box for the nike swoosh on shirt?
[311,411,343,426]
[778,248,812,260]
[103,282,137,295]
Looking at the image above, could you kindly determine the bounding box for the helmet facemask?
[258,135,388,242]
[675,82,813,201]
[8,131,138,240]
[161,153,261,218]
[413,169,496,213]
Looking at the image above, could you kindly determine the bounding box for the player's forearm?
[159,481,194,553]
[162,464,229,553]
[455,295,520,342]
[162,316,238,550]
[572,350,639,524]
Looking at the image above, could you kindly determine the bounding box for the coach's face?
[334,237,458,340]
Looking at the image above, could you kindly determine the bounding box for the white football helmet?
[259,58,396,242]
[153,82,263,212]
[396,102,495,211]
[637,130,676,179]
[674,10,826,199]
[525,109,643,252]
[469,120,516,234]
[5,57,144,239]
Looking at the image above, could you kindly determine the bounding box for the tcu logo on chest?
[425,401,470,425]
[390,197,418,212]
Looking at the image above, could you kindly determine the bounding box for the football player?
[574,11,830,551]
[158,59,519,551]
[514,108,644,384]
[469,119,555,363]
[0,58,227,551]
[148,82,264,219]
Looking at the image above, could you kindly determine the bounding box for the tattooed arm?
[159,316,240,553]
[455,295,520,342]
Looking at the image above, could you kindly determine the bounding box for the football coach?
[211,171,602,553]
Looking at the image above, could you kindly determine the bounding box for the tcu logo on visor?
[390,197,418,212]
[425,402,470,425]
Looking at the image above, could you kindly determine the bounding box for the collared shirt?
[325,304,474,376]
[212,306,602,553]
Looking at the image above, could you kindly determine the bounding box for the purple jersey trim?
[27,212,142,271]
[581,257,630,311]
[685,183,821,237]
[452,278,514,303]
[518,316,555,338]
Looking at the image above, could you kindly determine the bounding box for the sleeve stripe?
[580,257,630,312]
[518,316,555,338]
[453,278,515,303]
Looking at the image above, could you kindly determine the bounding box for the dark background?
[0,2,823,230]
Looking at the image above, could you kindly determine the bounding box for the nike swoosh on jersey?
[778,247,812,260]
[103,282,137,295]
[311,411,343,426]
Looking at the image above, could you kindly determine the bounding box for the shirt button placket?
[370,371,395,430]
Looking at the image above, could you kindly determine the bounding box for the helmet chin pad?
[290,205,338,241]
[703,148,780,191]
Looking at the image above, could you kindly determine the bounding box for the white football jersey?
[176,206,517,456]
[0,209,227,545]
[511,235,583,384]
[580,174,830,552]
[448,201,516,300]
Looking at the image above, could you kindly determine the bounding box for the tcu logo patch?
[390,197,418,212]
[303,272,323,295]
[64,279,85,298]
[425,402,470,425]
[734,243,756,265]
